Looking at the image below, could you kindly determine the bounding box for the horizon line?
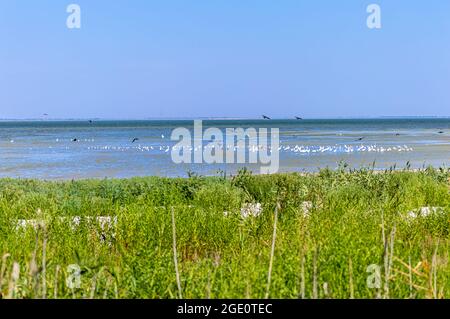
[1,115,450,121]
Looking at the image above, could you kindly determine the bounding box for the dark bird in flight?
[395,133,401,136]
[355,137,365,141]
[88,120,93,124]
[43,113,48,116]
[132,138,139,143]
[262,115,271,120]
[72,138,78,142]
[438,131,444,134]
[295,116,303,120]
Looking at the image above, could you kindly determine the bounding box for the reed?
[408,256,413,299]
[0,167,448,299]
[54,265,60,299]
[0,253,10,294]
[265,204,279,299]
[312,247,319,299]
[300,256,305,299]
[349,258,354,299]
[171,207,183,299]
[42,234,47,299]
[6,262,20,299]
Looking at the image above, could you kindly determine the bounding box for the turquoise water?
[0,119,448,179]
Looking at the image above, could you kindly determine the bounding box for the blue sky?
[1,1,449,119]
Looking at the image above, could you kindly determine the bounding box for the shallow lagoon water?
[0,118,448,179]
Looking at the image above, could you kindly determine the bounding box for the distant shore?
[1,116,450,122]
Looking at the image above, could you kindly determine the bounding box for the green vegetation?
[0,167,449,299]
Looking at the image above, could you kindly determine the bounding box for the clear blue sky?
[1,1,449,119]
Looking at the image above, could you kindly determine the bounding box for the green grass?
[0,166,449,299]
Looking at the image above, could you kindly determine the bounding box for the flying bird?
[132,138,139,143]
[438,131,444,134]
[295,116,303,120]
[355,137,365,141]
[262,115,271,120]
[72,138,78,142]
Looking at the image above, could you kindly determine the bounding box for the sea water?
[0,118,448,179]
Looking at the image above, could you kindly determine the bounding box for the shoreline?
[1,116,450,122]
[0,166,448,182]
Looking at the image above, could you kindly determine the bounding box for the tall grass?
[171,207,182,299]
[265,204,279,299]
[0,167,448,299]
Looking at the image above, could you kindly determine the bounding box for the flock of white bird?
[84,143,414,154]
[8,137,415,155]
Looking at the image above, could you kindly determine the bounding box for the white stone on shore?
[15,216,117,244]
[300,201,313,217]
[406,207,445,219]
[241,203,263,218]
[15,219,46,231]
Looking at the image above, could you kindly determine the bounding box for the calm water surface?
[0,119,448,179]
